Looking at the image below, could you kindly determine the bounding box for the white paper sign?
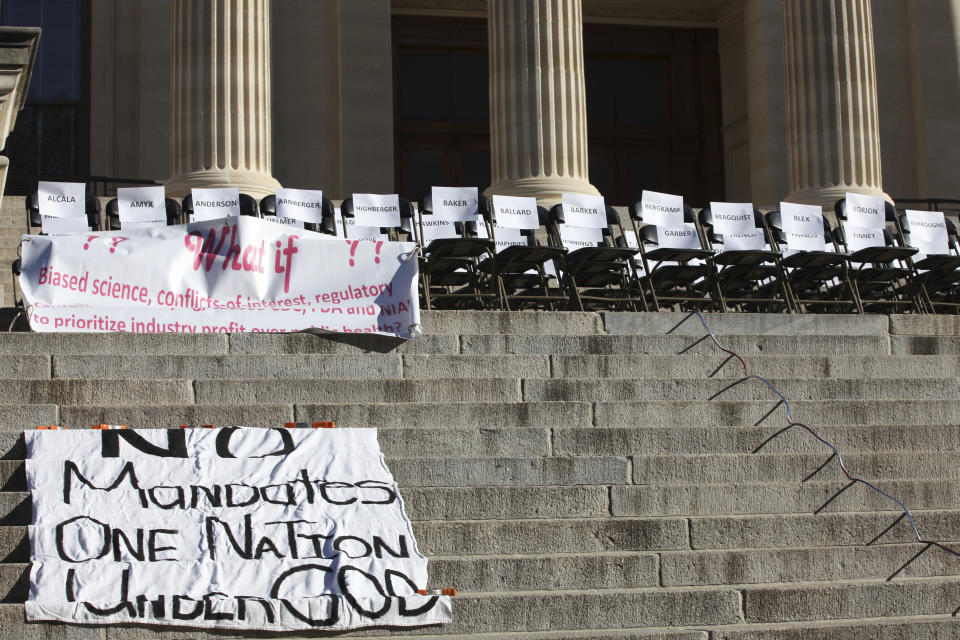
[657,223,702,249]
[844,224,884,252]
[419,216,459,243]
[640,190,684,227]
[561,193,607,229]
[25,427,451,631]
[353,194,401,228]
[265,216,305,229]
[41,216,90,234]
[781,202,826,252]
[710,202,756,235]
[345,216,388,242]
[718,227,766,251]
[558,224,603,251]
[19,216,420,337]
[192,187,241,222]
[276,188,324,225]
[905,210,949,256]
[845,192,885,230]
[334,208,345,238]
[492,195,539,230]
[477,223,527,252]
[39,181,86,219]
[431,187,478,222]
[118,186,166,230]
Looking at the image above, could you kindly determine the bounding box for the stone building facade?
[3,0,959,208]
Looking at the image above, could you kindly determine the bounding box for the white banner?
[118,186,167,230]
[561,193,607,229]
[353,194,401,228]
[781,202,826,252]
[492,195,539,230]
[845,192,885,230]
[905,209,949,256]
[844,224,884,252]
[25,427,451,631]
[192,188,241,222]
[19,216,420,337]
[431,187,478,222]
[640,190,684,227]
[276,188,325,225]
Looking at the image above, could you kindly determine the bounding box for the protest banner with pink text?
[18,216,421,337]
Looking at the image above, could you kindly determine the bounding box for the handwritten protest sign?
[18,216,420,337]
[25,427,452,631]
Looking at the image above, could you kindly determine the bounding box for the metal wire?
[689,310,960,558]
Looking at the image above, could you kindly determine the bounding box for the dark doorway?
[392,14,725,206]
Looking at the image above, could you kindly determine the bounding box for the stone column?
[782,0,889,206]
[167,0,280,200]
[487,0,599,205]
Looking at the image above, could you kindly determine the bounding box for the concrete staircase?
[2,310,960,638]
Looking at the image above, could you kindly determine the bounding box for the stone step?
[613,479,960,517]
[661,543,960,586]
[555,423,960,455]
[892,336,960,355]
[462,334,890,355]
[631,451,960,485]
[593,400,960,428]
[550,354,960,379]
[38,353,960,381]
[689,509,960,550]
[57,401,592,430]
[420,310,604,335]
[527,378,960,402]
[711,615,960,639]
[0,517,689,559]
[742,578,960,624]
[0,596,737,637]
[601,312,890,336]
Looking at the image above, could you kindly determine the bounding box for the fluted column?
[782,0,889,206]
[167,0,280,199]
[487,0,599,205]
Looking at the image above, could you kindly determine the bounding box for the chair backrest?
[28,189,101,231]
[106,197,183,230]
[260,193,335,234]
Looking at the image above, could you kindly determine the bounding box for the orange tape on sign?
[284,422,296,429]
[417,588,457,596]
[314,422,335,429]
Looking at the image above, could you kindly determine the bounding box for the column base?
[165,168,282,201]
[485,175,600,208]
[785,184,893,211]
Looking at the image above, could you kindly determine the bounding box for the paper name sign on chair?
[39,181,89,233]
[478,223,527,252]
[656,223,701,249]
[561,193,607,228]
[905,210,949,256]
[781,202,826,252]
[558,224,603,251]
[845,192,885,229]
[845,225,884,252]
[192,187,240,222]
[640,190,684,227]
[710,202,755,233]
[353,193,401,228]
[276,188,324,226]
[432,186,478,221]
[492,195,539,230]
[720,227,766,251]
[420,216,459,243]
[118,186,166,230]
[345,215,388,242]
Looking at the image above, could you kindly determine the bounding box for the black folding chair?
[834,198,923,313]
[898,213,960,313]
[106,198,183,230]
[627,201,717,311]
[259,194,335,235]
[765,211,860,313]
[698,206,791,312]
[416,193,497,310]
[547,204,642,311]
